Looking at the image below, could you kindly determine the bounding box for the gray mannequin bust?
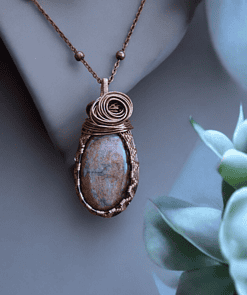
[1,0,200,166]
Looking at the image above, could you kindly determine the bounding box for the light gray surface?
[0,0,200,166]
[206,0,247,90]
[1,2,247,295]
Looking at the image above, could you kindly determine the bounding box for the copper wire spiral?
[81,91,134,135]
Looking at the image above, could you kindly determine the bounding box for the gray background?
[1,0,198,165]
[1,2,247,295]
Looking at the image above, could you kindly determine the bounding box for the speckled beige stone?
[80,134,130,211]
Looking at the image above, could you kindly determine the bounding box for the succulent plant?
[144,104,247,295]
[190,104,247,215]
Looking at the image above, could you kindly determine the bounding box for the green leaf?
[190,117,234,158]
[176,265,236,295]
[144,196,220,270]
[218,149,247,189]
[219,187,247,295]
[152,196,226,263]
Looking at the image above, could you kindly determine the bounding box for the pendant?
[74,78,139,218]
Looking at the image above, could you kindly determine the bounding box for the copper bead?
[74,51,85,61]
[116,50,125,60]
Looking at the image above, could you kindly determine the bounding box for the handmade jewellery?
[30,0,145,218]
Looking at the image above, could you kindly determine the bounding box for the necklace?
[30,0,146,218]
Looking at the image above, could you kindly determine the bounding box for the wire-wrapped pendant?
[74,78,139,218]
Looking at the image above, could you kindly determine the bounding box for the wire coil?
[81,91,134,135]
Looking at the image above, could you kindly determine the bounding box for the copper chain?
[30,0,146,85]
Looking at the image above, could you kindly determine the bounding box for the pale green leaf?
[190,117,205,140]
[152,196,226,263]
[218,149,247,189]
[219,187,247,261]
[233,120,247,153]
[219,187,247,295]
[221,179,235,219]
[229,259,247,295]
[233,103,244,142]
[144,196,220,270]
[190,117,234,158]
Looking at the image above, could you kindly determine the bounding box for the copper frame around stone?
[74,130,139,218]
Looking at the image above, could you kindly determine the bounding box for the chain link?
[30,0,146,85]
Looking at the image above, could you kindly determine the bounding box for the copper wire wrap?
[74,130,139,218]
[81,91,134,135]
